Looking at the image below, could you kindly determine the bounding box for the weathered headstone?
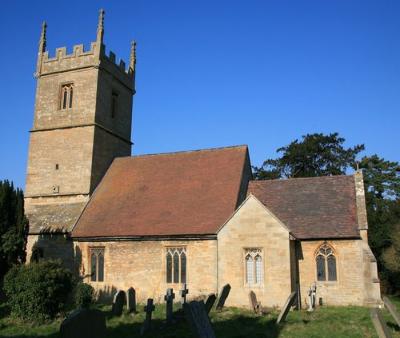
[249,291,269,315]
[276,291,297,324]
[184,301,216,338]
[112,290,126,316]
[204,293,217,314]
[127,287,136,313]
[164,288,175,325]
[216,284,231,311]
[249,291,261,314]
[140,298,155,336]
[180,283,189,305]
[60,308,106,338]
[383,296,400,328]
[370,308,392,338]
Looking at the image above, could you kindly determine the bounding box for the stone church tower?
[25,10,136,266]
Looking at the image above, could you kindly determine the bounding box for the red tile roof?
[72,146,250,238]
[248,175,360,239]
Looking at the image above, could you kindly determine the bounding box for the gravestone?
[180,283,189,305]
[127,287,136,313]
[184,301,216,338]
[216,284,231,311]
[383,296,400,328]
[164,288,175,325]
[204,293,216,314]
[370,308,392,338]
[276,291,297,324]
[112,290,126,316]
[60,308,106,338]
[249,291,269,315]
[249,291,261,314]
[140,298,155,336]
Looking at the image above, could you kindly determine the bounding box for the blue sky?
[0,0,399,189]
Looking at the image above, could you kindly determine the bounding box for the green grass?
[0,297,399,338]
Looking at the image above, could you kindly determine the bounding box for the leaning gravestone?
[370,308,392,338]
[276,291,297,324]
[216,284,231,311]
[127,287,136,313]
[140,298,155,336]
[204,293,217,314]
[383,296,400,328]
[184,301,216,338]
[60,308,106,338]
[249,291,261,314]
[112,290,126,316]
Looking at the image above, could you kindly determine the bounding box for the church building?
[24,10,382,308]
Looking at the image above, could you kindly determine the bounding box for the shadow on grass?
[109,312,280,338]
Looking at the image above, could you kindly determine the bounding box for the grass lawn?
[0,297,398,338]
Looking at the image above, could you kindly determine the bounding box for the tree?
[357,156,400,292]
[253,133,364,179]
[0,180,29,280]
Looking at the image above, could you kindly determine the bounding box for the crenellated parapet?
[35,9,135,90]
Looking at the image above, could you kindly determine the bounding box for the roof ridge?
[250,174,354,184]
[116,144,248,160]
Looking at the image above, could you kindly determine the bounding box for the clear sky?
[0,0,399,190]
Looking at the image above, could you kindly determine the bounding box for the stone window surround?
[314,241,339,284]
[59,82,74,110]
[243,247,264,288]
[89,246,105,283]
[165,246,187,285]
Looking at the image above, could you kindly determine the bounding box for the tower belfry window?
[60,83,73,110]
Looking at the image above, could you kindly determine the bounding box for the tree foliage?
[0,180,28,279]
[253,133,364,179]
[4,260,73,322]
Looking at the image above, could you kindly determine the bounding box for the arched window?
[246,254,254,285]
[255,255,263,284]
[245,248,263,286]
[166,247,187,284]
[166,252,172,283]
[315,243,337,282]
[90,247,105,282]
[60,83,74,110]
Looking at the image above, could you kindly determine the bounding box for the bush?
[3,260,73,322]
[74,282,94,308]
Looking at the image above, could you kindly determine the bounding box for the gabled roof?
[248,175,360,239]
[72,145,250,238]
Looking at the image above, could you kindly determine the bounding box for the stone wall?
[33,68,98,130]
[26,127,95,197]
[217,195,292,308]
[297,239,381,307]
[75,239,218,304]
[26,234,77,272]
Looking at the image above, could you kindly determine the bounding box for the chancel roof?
[72,145,250,238]
[248,175,360,239]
